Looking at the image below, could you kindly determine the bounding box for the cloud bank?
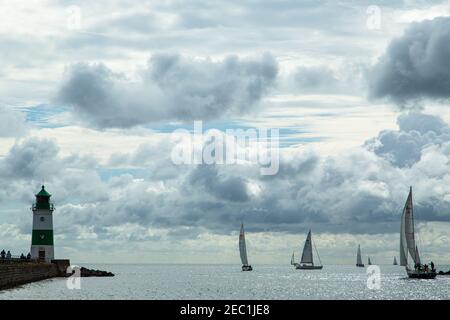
[369,17,450,106]
[1,112,449,243]
[57,53,278,128]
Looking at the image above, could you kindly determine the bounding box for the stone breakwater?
[0,260,114,290]
[0,261,65,290]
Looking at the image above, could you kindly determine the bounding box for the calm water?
[1,264,449,300]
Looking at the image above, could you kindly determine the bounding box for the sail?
[393,256,398,265]
[300,230,313,264]
[415,246,421,265]
[368,257,372,265]
[357,245,363,265]
[239,224,249,266]
[400,187,419,266]
[291,252,295,265]
[400,221,408,266]
[400,211,407,266]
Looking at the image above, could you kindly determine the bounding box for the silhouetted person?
[0,250,5,259]
[424,264,428,272]
[20,253,25,260]
[6,251,11,259]
[27,253,31,260]
[430,261,435,271]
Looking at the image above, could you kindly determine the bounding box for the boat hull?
[407,269,436,279]
[296,265,323,270]
[242,265,253,271]
[356,264,365,267]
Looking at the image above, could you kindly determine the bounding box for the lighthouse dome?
[36,185,51,197]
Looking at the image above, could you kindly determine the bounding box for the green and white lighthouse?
[31,186,54,261]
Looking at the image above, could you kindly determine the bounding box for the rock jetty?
[79,267,114,277]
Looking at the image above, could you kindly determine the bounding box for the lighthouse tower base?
[31,245,54,262]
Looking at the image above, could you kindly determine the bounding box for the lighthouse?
[31,186,54,262]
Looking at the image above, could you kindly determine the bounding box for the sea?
[1,264,449,300]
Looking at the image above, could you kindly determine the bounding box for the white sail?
[400,187,419,267]
[300,230,313,264]
[393,256,398,265]
[239,224,249,266]
[291,252,295,265]
[357,245,363,265]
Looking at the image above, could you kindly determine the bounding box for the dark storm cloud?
[0,138,61,180]
[369,17,450,106]
[187,165,250,202]
[57,53,278,128]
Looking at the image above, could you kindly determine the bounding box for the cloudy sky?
[1,0,450,265]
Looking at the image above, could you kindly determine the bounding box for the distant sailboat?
[356,245,364,267]
[393,256,398,265]
[368,257,372,265]
[295,230,323,270]
[290,252,298,267]
[239,223,252,271]
[400,187,436,279]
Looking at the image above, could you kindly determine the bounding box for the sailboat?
[368,257,372,265]
[393,256,398,265]
[295,230,323,270]
[400,187,436,279]
[290,252,298,267]
[239,223,253,271]
[356,245,364,267]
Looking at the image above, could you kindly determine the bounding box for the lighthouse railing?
[32,203,55,211]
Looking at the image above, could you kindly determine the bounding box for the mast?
[239,223,249,266]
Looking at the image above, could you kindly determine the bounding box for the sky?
[1,0,450,265]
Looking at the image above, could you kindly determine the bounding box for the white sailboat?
[295,230,323,270]
[393,256,398,265]
[368,257,372,265]
[356,244,364,267]
[290,252,298,267]
[239,223,252,271]
[400,187,436,279]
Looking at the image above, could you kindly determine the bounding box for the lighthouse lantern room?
[31,186,55,261]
